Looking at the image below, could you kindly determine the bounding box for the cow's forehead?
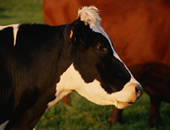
[89,23,121,60]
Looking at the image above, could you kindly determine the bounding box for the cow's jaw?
[47,63,141,109]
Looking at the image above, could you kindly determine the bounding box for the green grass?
[1,0,170,129]
[0,0,43,25]
[36,92,170,130]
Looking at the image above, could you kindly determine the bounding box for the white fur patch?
[0,120,9,130]
[0,24,19,46]
[48,64,141,109]
[78,6,101,26]
[48,63,118,108]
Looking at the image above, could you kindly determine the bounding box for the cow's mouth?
[115,100,135,109]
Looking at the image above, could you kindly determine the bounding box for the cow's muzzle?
[113,80,142,109]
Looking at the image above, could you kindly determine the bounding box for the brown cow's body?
[43,0,170,127]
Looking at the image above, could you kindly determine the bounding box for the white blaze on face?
[89,24,142,109]
[0,24,19,46]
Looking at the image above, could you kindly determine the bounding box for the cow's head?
[52,6,142,109]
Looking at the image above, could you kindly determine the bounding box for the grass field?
[0,0,43,25]
[0,0,170,129]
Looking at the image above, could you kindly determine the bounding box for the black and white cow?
[0,6,142,129]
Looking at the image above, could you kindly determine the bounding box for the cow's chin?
[115,100,133,109]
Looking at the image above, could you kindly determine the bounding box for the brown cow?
[43,0,170,127]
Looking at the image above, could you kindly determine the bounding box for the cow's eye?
[96,42,108,52]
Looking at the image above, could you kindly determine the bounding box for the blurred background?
[0,0,170,129]
[0,0,43,25]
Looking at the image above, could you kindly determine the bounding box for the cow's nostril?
[135,85,142,99]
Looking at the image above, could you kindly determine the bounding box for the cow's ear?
[68,20,88,46]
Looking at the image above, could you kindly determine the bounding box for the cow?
[0,6,142,129]
[43,0,170,127]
